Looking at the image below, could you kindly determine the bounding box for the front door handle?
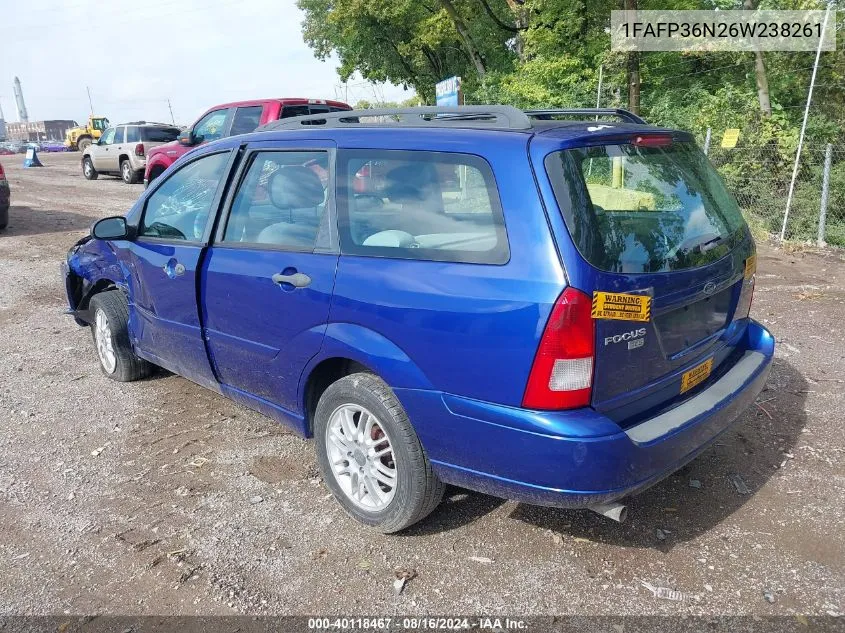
[272,272,311,288]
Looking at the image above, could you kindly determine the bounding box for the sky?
[0,0,412,127]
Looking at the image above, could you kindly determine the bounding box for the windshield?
[545,141,746,273]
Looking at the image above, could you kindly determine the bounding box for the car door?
[123,148,236,389]
[110,125,126,171]
[201,141,337,416]
[90,126,117,171]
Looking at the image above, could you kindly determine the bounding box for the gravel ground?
[0,152,842,617]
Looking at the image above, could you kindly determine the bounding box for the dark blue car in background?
[62,106,774,532]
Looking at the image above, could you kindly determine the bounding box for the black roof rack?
[258,105,646,133]
[261,105,533,131]
[119,121,179,127]
[525,108,646,124]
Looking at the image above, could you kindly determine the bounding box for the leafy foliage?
[298,0,845,243]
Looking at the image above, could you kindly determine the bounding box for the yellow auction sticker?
[680,358,713,394]
[591,291,652,322]
[744,254,757,279]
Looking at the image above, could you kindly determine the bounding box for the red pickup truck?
[144,97,351,186]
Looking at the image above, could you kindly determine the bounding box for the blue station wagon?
[62,106,774,532]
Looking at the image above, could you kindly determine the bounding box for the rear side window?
[141,127,180,142]
[230,106,263,136]
[281,105,310,118]
[281,104,347,123]
[223,150,329,250]
[126,126,140,143]
[545,141,746,273]
[337,149,508,264]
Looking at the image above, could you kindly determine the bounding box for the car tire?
[82,157,98,180]
[146,166,165,188]
[314,372,445,533]
[89,291,152,382]
[121,160,140,184]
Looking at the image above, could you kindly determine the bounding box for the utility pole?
[86,86,94,114]
[167,99,176,126]
[595,64,604,120]
[624,0,640,115]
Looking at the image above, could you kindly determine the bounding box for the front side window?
[229,106,263,136]
[113,127,125,143]
[337,149,508,264]
[223,151,328,250]
[140,152,230,241]
[99,127,116,145]
[193,109,229,143]
[545,140,747,273]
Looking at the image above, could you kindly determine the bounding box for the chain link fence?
[705,137,845,247]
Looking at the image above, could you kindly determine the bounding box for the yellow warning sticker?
[744,254,757,279]
[681,358,713,394]
[591,292,652,322]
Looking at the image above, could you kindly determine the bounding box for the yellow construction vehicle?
[65,115,110,151]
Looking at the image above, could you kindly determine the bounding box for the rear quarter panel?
[325,129,566,406]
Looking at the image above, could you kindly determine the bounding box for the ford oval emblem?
[703,281,717,295]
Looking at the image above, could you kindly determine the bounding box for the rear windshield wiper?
[695,235,726,253]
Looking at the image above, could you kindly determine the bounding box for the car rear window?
[337,149,508,265]
[545,140,746,273]
[142,127,181,142]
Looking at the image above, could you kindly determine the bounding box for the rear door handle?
[272,272,311,288]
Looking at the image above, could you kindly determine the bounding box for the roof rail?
[260,105,533,131]
[119,121,176,127]
[525,108,646,124]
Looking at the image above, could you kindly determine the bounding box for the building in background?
[5,120,78,142]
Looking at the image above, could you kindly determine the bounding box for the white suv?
[82,122,181,184]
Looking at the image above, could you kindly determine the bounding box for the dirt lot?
[0,152,843,617]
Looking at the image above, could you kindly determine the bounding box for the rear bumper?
[398,319,774,508]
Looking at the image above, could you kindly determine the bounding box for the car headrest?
[268,166,324,209]
[383,163,437,202]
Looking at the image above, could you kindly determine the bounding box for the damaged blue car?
[62,106,774,532]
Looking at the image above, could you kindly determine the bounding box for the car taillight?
[0,163,5,179]
[135,143,145,157]
[522,287,595,410]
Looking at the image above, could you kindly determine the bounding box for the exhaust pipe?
[588,502,628,523]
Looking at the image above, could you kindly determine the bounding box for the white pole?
[595,64,604,120]
[817,143,833,246]
[780,5,831,241]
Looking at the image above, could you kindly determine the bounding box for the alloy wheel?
[325,404,397,511]
[94,309,116,374]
